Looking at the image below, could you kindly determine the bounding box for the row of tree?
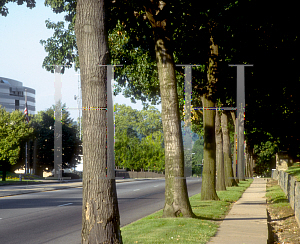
[2,0,298,242]
[38,1,287,242]
[0,103,81,180]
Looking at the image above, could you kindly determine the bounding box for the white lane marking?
[154,185,159,187]
[133,189,140,191]
[58,203,73,207]
[0,218,2,219]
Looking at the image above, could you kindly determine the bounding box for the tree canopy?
[28,103,81,172]
[0,0,36,17]
[0,105,34,180]
[114,103,164,172]
[39,0,299,172]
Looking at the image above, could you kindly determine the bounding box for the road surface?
[0,177,202,244]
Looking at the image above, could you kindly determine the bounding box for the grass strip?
[121,179,253,244]
[286,163,300,181]
[0,180,43,186]
[266,180,290,211]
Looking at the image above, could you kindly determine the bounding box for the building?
[0,77,35,114]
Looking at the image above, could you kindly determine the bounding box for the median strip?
[58,203,73,207]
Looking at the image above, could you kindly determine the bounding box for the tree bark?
[237,111,245,180]
[1,162,7,181]
[248,153,251,177]
[246,145,252,178]
[245,144,250,178]
[75,1,122,243]
[33,139,37,175]
[251,150,254,177]
[245,149,249,178]
[144,1,195,218]
[230,111,239,183]
[215,108,226,191]
[201,22,219,201]
[222,111,238,187]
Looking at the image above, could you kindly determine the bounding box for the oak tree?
[75,0,122,242]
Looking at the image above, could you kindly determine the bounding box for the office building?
[0,77,35,114]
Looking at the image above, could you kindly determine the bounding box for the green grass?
[266,183,290,206]
[266,181,291,220]
[0,171,44,185]
[286,163,300,181]
[121,179,253,244]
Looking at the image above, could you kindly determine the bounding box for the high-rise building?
[0,77,35,114]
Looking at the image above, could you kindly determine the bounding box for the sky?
[0,2,161,122]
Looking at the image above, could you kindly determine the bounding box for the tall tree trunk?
[1,162,7,181]
[246,145,252,178]
[230,111,239,183]
[144,1,195,218]
[237,111,245,181]
[201,21,219,201]
[245,149,249,178]
[75,1,122,243]
[250,152,253,177]
[245,144,250,178]
[222,111,238,187]
[215,108,226,191]
[248,153,251,177]
[33,139,37,175]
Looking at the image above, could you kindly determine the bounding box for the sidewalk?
[0,177,155,198]
[207,178,268,244]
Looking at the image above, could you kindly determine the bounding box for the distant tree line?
[0,103,81,180]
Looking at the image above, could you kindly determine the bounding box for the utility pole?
[74,72,82,141]
[25,89,28,174]
[54,65,63,180]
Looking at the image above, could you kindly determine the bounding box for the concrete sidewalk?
[207,178,268,244]
[0,178,157,198]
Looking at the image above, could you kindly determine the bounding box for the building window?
[9,88,24,97]
[15,100,19,110]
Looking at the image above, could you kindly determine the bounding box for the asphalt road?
[0,177,202,244]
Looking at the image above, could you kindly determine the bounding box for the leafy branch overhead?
[39,20,78,74]
[40,0,300,164]
[0,0,36,17]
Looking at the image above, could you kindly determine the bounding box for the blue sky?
[0,2,161,121]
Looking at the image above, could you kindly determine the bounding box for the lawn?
[286,163,300,181]
[121,179,253,244]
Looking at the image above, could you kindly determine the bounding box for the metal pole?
[79,75,82,141]
[107,65,114,180]
[175,64,202,179]
[54,65,62,180]
[75,73,82,141]
[25,89,27,174]
[183,65,192,178]
[98,65,122,180]
[25,142,27,174]
[229,64,253,180]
